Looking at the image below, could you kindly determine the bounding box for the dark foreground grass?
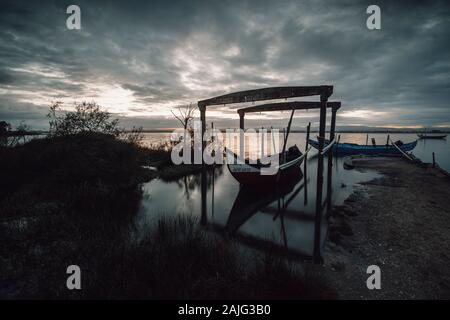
[1,213,336,299]
[0,133,336,299]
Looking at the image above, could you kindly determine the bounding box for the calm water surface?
[137,132,450,258]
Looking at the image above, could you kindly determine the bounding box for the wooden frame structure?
[197,86,341,262]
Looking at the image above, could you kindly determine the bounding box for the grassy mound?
[0,132,155,218]
[0,133,336,299]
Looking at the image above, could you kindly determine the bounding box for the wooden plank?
[198,86,333,107]
[237,101,341,114]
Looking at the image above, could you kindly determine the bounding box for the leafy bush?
[48,102,120,137]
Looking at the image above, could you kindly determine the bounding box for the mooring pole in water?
[239,110,245,158]
[304,122,311,205]
[433,152,436,168]
[326,107,337,216]
[200,104,207,225]
[271,126,277,154]
[313,95,327,263]
[305,122,311,155]
[366,134,369,146]
[386,134,390,148]
[261,126,265,159]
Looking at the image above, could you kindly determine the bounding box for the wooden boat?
[417,133,447,139]
[308,138,417,156]
[226,145,307,186]
[227,107,310,186]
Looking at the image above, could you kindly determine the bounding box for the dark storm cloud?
[0,0,449,129]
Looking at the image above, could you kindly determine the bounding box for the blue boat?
[308,139,417,156]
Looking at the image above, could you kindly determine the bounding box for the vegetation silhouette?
[0,102,335,299]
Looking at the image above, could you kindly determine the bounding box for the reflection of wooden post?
[261,127,264,158]
[200,104,207,225]
[304,122,311,205]
[314,96,327,263]
[239,111,245,158]
[271,126,276,154]
[211,122,215,218]
[326,108,337,215]
[336,134,341,157]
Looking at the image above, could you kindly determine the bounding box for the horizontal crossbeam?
[198,86,333,107]
[237,101,341,115]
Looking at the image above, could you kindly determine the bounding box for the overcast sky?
[0,0,449,130]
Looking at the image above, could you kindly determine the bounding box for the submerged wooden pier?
[197,86,342,262]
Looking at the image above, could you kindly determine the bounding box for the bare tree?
[171,103,196,130]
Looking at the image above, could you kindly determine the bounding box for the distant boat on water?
[417,133,447,139]
[308,139,418,156]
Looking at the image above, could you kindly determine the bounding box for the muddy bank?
[324,158,450,299]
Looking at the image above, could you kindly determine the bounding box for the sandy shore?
[323,158,450,299]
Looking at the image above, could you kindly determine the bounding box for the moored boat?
[226,145,307,186]
[417,133,447,139]
[308,138,417,156]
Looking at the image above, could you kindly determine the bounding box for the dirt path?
[323,158,450,299]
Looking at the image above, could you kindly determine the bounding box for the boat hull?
[308,139,417,156]
[228,163,303,186]
[417,134,447,139]
[226,149,304,186]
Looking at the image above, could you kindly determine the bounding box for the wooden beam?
[198,86,333,107]
[237,101,341,114]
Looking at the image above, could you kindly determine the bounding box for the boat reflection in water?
[136,147,380,263]
[203,165,327,261]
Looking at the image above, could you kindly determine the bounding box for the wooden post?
[326,108,337,215]
[200,105,207,225]
[432,152,436,168]
[261,127,264,159]
[313,95,327,263]
[305,122,311,151]
[282,110,295,154]
[366,134,369,146]
[386,134,390,147]
[304,122,311,205]
[239,111,245,158]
